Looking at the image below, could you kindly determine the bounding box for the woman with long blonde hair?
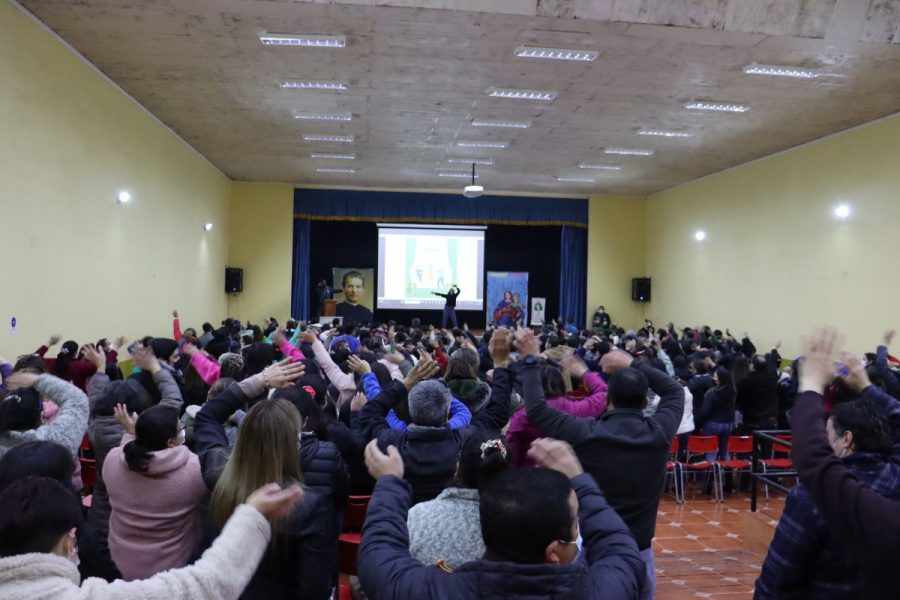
[195,360,336,600]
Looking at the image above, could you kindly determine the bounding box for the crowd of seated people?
[0,309,898,599]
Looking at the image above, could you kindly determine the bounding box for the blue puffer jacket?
[357,473,644,600]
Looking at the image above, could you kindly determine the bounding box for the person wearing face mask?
[103,403,207,580]
[755,328,900,600]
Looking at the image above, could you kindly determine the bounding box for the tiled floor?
[652,484,786,599]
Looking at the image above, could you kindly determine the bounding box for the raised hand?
[48,335,62,347]
[347,354,372,376]
[114,336,127,350]
[299,330,318,345]
[527,438,584,479]
[799,327,841,394]
[4,371,39,389]
[114,403,138,435]
[513,327,539,358]
[350,391,368,413]
[172,309,179,318]
[561,354,588,379]
[247,483,304,519]
[403,351,440,391]
[364,439,404,480]
[130,343,161,374]
[81,343,106,371]
[490,327,512,367]
[884,329,896,347]
[271,330,286,347]
[262,358,306,389]
[837,351,871,393]
[180,343,199,358]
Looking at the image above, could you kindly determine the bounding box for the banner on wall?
[486,272,528,328]
[530,298,546,326]
[332,267,375,324]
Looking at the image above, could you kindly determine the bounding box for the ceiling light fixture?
[694,230,707,241]
[303,134,354,143]
[280,80,348,90]
[557,177,594,183]
[316,168,355,174]
[685,100,750,113]
[578,163,621,171]
[603,147,655,156]
[204,223,214,232]
[311,153,355,160]
[638,129,693,138]
[464,163,484,198]
[471,119,532,129]
[293,112,352,121]
[487,87,557,101]
[116,190,131,204]
[259,33,346,48]
[742,63,821,79]
[514,46,599,61]
[833,203,851,220]
[456,140,509,148]
[438,171,479,179]
[448,157,493,165]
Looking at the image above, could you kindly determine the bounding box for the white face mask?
[831,436,849,459]
[67,530,79,567]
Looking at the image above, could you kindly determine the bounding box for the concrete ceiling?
[18,0,900,195]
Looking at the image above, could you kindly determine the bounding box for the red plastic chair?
[683,435,722,502]
[665,437,684,503]
[339,495,371,576]
[758,434,795,499]
[716,436,753,496]
[79,458,97,489]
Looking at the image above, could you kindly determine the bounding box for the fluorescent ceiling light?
[514,46,599,61]
[259,33,346,48]
[311,153,355,160]
[456,141,509,148]
[448,158,493,165]
[487,87,557,101]
[280,80,348,90]
[438,172,479,179]
[293,112,352,121]
[557,177,594,183]
[603,147,655,156]
[638,129,693,138]
[685,100,750,113]
[303,134,354,143]
[578,163,621,171]
[743,63,820,79]
[472,119,532,129]
[204,223,214,232]
[316,168,355,174]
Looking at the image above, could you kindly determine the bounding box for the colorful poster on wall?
[530,297,546,326]
[332,267,375,325]
[486,272,528,328]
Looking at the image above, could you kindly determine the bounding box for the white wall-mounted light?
[694,230,707,241]
[833,204,851,220]
[117,190,131,204]
[204,223,214,231]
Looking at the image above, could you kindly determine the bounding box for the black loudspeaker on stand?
[632,277,651,302]
[225,268,243,293]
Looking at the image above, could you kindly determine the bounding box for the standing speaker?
[225,268,243,293]
[632,277,651,302]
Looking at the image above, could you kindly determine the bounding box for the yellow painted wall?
[0,0,231,354]
[226,183,294,324]
[587,195,647,330]
[646,114,900,356]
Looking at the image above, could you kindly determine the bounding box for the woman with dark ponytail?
[406,430,510,568]
[103,404,206,580]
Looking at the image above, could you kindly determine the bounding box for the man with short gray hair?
[354,329,514,504]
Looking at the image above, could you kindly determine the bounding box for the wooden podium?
[322,299,337,317]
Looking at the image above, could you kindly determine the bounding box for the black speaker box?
[225,268,243,293]
[632,277,651,302]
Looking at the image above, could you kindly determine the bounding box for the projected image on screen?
[377,226,485,311]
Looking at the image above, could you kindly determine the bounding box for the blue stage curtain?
[291,218,311,321]
[559,225,587,328]
[294,188,588,228]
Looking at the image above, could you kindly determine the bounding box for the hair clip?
[480,439,507,460]
[303,385,317,399]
